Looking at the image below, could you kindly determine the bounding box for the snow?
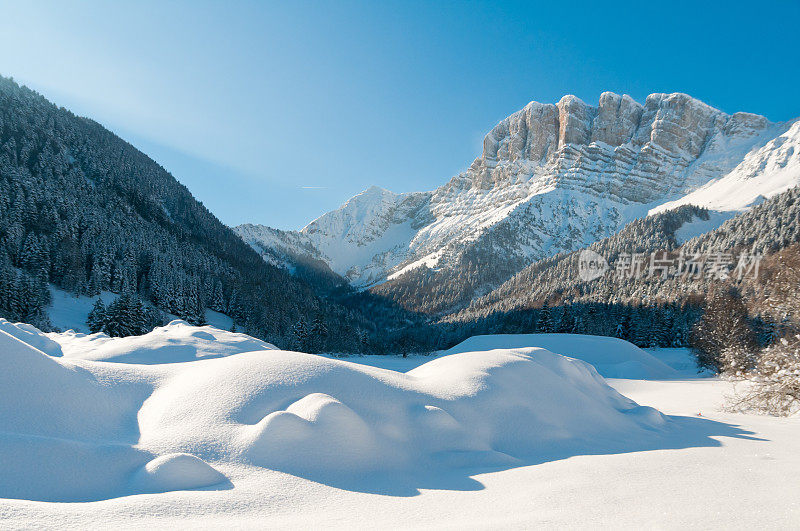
[47,286,117,333]
[2,322,799,528]
[204,309,234,331]
[51,319,276,364]
[129,344,669,481]
[441,333,678,379]
[645,347,712,377]
[0,318,63,357]
[130,453,228,494]
[0,321,668,501]
[322,352,437,372]
[651,120,800,215]
[386,249,444,280]
[673,210,738,244]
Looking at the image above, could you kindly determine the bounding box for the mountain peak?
[358,185,393,199]
[237,91,797,303]
[556,94,588,107]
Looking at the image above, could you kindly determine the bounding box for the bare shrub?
[726,336,800,416]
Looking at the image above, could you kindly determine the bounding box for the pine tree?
[102,293,153,337]
[537,303,554,333]
[292,318,309,352]
[310,316,329,353]
[616,311,632,341]
[585,304,599,335]
[661,307,675,347]
[357,328,371,353]
[557,306,574,333]
[87,298,107,333]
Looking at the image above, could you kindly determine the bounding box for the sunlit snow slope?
[651,120,800,214]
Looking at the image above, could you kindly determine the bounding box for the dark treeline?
[442,301,702,349]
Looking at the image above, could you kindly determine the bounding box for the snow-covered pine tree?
[87,298,107,333]
[616,310,632,341]
[557,306,574,333]
[310,316,329,353]
[536,303,554,333]
[292,318,309,352]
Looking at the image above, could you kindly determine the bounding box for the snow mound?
[440,334,678,379]
[0,322,672,501]
[0,328,139,441]
[0,318,63,357]
[137,347,667,477]
[0,329,159,501]
[243,392,380,471]
[130,453,227,493]
[50,319,277,364]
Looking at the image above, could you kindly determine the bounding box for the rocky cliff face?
[236,92,798,312]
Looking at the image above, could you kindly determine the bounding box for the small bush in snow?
[727,336,800,417]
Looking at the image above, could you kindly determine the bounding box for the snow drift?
[1,321,670,502]
[0,318,63,357]
[440,334,678,379]
[51,319,277,364]
[0,328,163,501]
[137,348,668,477]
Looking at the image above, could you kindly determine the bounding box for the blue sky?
[1,0,798,229]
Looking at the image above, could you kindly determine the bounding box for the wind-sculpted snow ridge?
[1,320,670,502]
[236,93,799,298]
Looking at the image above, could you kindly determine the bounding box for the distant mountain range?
[237,92,800,315]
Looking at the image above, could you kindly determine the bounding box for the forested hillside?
[0,76,413,351]
[442,187,800,351]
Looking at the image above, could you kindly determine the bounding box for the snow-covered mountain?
[237,92,799,302]
[652,119,800,214]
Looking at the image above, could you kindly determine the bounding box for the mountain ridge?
[237,92,799,315]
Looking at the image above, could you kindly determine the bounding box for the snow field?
[1,320,798,528]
